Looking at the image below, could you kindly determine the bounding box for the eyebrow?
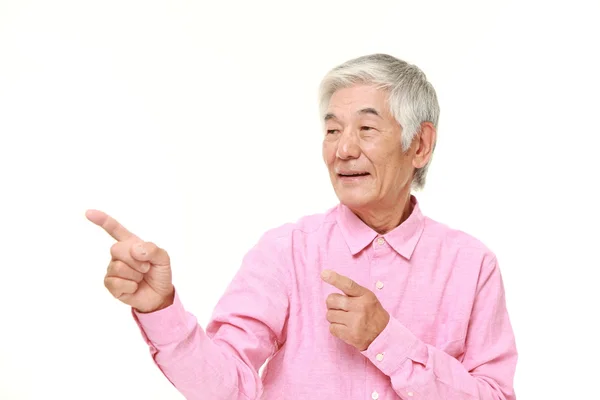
[324,107,382,121]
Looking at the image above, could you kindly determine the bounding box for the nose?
[336,130,360,160]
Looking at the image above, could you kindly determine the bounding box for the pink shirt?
[133,197,517,399]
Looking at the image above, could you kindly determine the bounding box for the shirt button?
[371,391,379,400]
[375,281,384,290]
[407,391,414,397]
[376,353,384,361]
[376,237,385,245]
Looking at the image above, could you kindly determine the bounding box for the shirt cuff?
[131,288,194,346]
[361,316,427,376]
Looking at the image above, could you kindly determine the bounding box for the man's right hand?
[86,209,174,313]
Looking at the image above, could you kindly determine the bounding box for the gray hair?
[318,53,440,190]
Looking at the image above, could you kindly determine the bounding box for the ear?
[412,122,436,169]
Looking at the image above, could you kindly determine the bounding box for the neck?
[352,192,414,235]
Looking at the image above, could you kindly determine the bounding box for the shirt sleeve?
[361,256,518,399]
[132,232,291,400]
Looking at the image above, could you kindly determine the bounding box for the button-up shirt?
[133,196,517,399]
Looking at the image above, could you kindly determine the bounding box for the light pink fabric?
[133,197,517,399]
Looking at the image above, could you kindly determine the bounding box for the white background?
[1,0,599,399]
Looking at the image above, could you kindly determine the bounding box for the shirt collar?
[336,195,425,259]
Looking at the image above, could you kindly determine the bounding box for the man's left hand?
[321,269,390,351]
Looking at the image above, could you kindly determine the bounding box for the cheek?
[365,147,407,178]
[361,143,395,167]
[322,142,337,165]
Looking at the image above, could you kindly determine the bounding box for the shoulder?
[422,215,498,266]
[421,216,504,294]
[256,205,339,246]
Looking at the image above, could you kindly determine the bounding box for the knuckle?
[326,310,334,322]
[340,297,349,310]
[131,269,144,283]
[366,296,378,308]
[104,276,117,293]
[110,242,127,259]
[344,297,351,309]
[112,261,128,276]
[109,261,122,274]
[109,242,120,257]
[355,300,366,311]
[326,294,336,307]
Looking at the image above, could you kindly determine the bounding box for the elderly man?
[87,54,517,399]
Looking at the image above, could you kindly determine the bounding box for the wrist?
[135,288,175,314]
[155,289,176,311]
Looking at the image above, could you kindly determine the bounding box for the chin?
[335,190,375,210]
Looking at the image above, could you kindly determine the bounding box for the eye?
[326,129,340,135]
[360,126,375,132]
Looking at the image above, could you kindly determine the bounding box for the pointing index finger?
[86,209,137,242]
[321,269,366,297]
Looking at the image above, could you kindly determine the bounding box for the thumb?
[131,241,170,266]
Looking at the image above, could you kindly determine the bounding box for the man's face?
[322,84,417,210]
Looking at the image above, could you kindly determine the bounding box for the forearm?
[386,342,511,399]
[132,291,260,400]
[362,317,516,400]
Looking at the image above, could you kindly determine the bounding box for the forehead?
[326,84,391,119]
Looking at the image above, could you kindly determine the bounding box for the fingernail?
[136,244,147,256]
[321,270,331,280]
[141,262,150,273]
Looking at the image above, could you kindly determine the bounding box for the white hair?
[318,53,440,190]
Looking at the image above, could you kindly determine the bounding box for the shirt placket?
[365,235,394,400]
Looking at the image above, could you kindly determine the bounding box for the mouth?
[337,172,370,178]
